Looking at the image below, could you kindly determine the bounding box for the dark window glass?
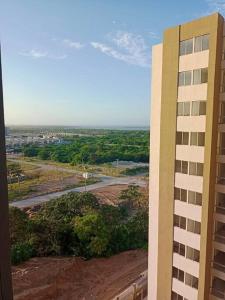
[201,68,208,83]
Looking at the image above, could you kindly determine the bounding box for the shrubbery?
[9,188,148,264]
[121,166,149,176]
[11,242,34,265]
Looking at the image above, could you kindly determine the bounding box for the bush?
[36,192,99,223]
[73,212,110,257]
[31,218,79,256]
[9,207,31,244]
[11,242,34,265]
[10,191,148,264]
[121,166,149,176]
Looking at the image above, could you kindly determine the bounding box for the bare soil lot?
[92,184,147,206]
[13,249,148,300]
[8,168,98,202]
[92,184,129,205]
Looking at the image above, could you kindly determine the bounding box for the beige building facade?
[149,13,225,300]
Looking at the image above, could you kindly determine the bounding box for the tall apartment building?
[148,13,225,300]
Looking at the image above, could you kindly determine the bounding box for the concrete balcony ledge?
[214,211,225,224]
[173,253,199,277]
[211,268,225,281]
[210,288,225,299]
[174,200,202,222]
[172,278,198,300]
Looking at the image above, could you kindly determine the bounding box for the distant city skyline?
[0,0,224,126]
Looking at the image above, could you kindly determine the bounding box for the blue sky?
[0,0,224,127]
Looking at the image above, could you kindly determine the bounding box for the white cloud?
[20,49,67,60]
[91,41,134,63]
[63,39,84,49]
[148,31,159,40]
[91,31,149,67]
[49,54,67,60]
[207,0,225,13]
[20,49,48,59]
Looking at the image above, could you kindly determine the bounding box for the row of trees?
[10,186,148,265]
[22,131,149,164]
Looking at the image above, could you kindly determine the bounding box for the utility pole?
[0,46,13,300]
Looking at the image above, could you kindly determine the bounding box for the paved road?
[11,176,146,209]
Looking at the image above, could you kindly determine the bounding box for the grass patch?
[121,166,149,176]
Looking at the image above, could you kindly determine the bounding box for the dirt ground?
[92,184,147,206]
[29,172,84,196]
[12,249,148,300]
[9,167,97,202]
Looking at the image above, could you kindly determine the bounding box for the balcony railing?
[215,235,225,245]
[211,288,225,299]
[215,227,225,245]
[218,116,225,125]
[216,205,225,215]
[218,147,225,155]
[217,176,225,185]
[213,251,225,272]
[213,261,225,273]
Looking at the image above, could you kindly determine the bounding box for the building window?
[185,273,199,289]
[174,187,181,200]
[174,214,186,230]
[186,246,200,262]
[173,242,200,263]
[175,160,188,174]
[183,102,190,116]
[187,219,201,234]
[174,187,188,202]
[194,34,209,52]
[188,191,202,206]
[193,69,201,84]
[174,215,201,235]
[175,188,202,206]
[171,291,184,300]
[177,102,190,116]
[191,101,206,116]
[201,68,208,83]
[176,132,189,145]
[193,68,208,84]
[180,39,193,56]
[181,189,187,202]
[173,241,185,256]
[177,101,206,117]
[172,267,184,282]
[179,35,209,56]
[189,162,203,176]
[178,71,192,86]
[175,161,203,176]
[190,132,205,146]
[173,269,199,291]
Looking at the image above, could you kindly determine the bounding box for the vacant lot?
[92,184,147,206]
[13,249,147,300]
[8,166,98,202]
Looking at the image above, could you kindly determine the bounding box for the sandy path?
[13,249,147,300]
